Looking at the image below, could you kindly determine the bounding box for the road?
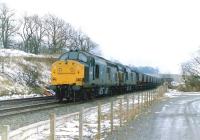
[106,91,200,140]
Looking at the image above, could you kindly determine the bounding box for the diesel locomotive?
[51,50,161,102]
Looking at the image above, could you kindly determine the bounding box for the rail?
[0,85,167,140]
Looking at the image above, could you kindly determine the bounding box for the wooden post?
[97,102,101,139]
[153,90,155,102]
[152,91,154,103]
[153,90,155,103]
[156,89,158,98]
[1,125,9,140]
[138,93,140,114]
[110,99,113,133]
[148,92,150,106]
[79,107,84,140]
[144,92,146,109]
[152,90,156,103]
[150,91,152,105]
[132,95,135,117]
[141,92,143,111]
[119,98,122,127]
[146,92,148,107]
[126,96,129,122]
[49,113,56,140]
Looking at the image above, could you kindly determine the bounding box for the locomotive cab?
[51,51,88,87]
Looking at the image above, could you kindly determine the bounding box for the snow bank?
[165,89,200,98]
[0,93,41,100]
[0,49,36,57]
[0,49,54,97]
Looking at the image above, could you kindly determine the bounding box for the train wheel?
[104,87,109,95]
[109,88,113,96]
[83,89,88,100]
[58,87,64,103]
[73,91,76,102]
[98,87,104,96]
[88,89,95,100]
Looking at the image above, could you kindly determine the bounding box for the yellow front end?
[51,60,84,86]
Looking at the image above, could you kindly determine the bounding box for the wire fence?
[0,85,167,140]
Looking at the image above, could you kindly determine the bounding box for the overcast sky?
[1,0,200,74]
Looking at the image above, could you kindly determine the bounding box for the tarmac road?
[106,92,200,140]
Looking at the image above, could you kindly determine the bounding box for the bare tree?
[0,4,19,49]
[67,29,97,52]
[44,14,71,53]
[182,57,200,77]
[181,56,200,90]
[18,15,45,54]
[81,36,98,52]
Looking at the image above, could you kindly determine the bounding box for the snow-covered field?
[165,89,200,98]
[0,93,41,100]
[0,49,56,97]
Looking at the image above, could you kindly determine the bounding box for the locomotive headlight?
[52,77,57,81]
[76,78,83,81]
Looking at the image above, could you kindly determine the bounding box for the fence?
[0,85,167,140]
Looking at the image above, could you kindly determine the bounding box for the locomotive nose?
[51,60,84,86]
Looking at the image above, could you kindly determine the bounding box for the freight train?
[51,50,161,102]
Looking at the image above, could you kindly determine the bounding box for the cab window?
[68,52,78,59]
[79,53,87,62]
[59,53,68,60]
[95,65,99,79]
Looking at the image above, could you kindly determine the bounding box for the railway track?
[0,100,63,118]
[0,96,63,118]
[0,96,55,105]
[0,88,157,118]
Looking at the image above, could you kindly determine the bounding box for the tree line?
[0,3,98,54]
[181,50,200,91]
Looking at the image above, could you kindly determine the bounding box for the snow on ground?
[165,89,182,98]
[0,49,36,57]
[0,93,41,100]
[0,49,55,58]
[165,89,200,98]
[0,49,55,98]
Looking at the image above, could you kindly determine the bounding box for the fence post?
[110,99,113,133]
[138,93,140,114]
[149,91,152,105]
[132,95,135,118]
[156,89,158,101]
[141,92,143,111]
[146,92,148,108]
[49,113,56,140]
[1,125,9,140]
[97,102,101,139]
[148,92,150,106]
[79,107,84,140]
[153,90,155,103]
[119,98,122,127]
[126,96,129,123]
